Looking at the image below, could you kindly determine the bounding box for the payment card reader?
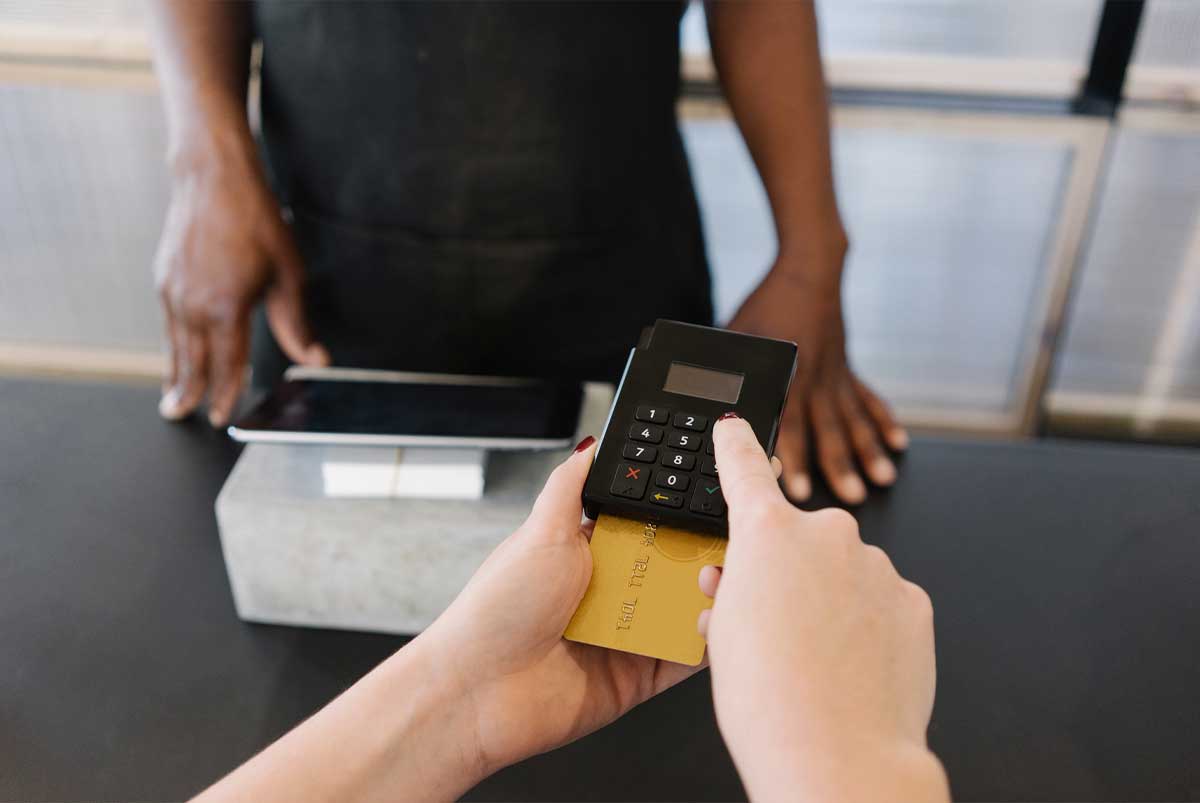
[582,319,797,534]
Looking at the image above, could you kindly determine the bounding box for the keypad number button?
[667,431,701,452]
[673,413,707,431]
[655,471,691,492]
[635,406,669,424]
[700,457,718,477]
[623,443,657,463]
[661,451,696,471]
[690,479,726,516]
[611,463,649,500]
[629,423,664,444]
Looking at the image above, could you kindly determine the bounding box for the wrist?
[854,741,950,803]
[165,112,259,182]
[738,731,948,803]
[221,635,491,803]
[769,230,848,296]
[762,258,844,309]
[776,213,847,262]
[376,637,491,796]
[407,623,529,781]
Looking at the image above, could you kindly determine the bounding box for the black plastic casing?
[582,319,798,534]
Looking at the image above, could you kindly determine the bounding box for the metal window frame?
[1072,0,1147,117]
[1042,107,1200,442]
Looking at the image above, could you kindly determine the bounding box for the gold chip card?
[564,513,726,666]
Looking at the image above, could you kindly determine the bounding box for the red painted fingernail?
[717,411,741,421]
[573,435,596,453]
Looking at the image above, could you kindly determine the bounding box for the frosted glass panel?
[0,83,166,350]
[683,117,1072,420]
[0,0,143,31]
[1050,120,1200,423]
[682,0,1102,64]
[1132,0,1200,70]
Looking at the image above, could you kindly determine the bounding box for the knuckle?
[762,499,794,527]
[177,362,204,392]
[541,457,583,497]
[153,270,171,298]
[906,581,934,616]
[863,543,889,563]
[735,500,789,534]
[810,506,859,537]
[178,296,211,325]
[850,420,879,450]
[818,436,850,463]
[156,269,185,306]
[206,294,243,328]
[813,411,840,435]
[732,502,770,530]
[863,544,897,574]
[721,470,763,502]
[176,286,244,328]
[722,435,760,463]
[870,392,896,419]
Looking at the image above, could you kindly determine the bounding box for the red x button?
[625,466,641,480]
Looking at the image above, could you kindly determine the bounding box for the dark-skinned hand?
[153,139,328,427]
[729,256,907,505]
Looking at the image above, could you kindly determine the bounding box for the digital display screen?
[662,362,744,404]
[233,379,582,440]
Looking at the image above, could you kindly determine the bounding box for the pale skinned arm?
[190,423,946,803]
[191,440,784,803]
[192,639,483,803]
[192,439,711,802]
[707,0,908,505]
[700,415,950,802]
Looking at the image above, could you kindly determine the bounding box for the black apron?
[250,1,713,385]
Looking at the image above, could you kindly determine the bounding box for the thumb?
[525,436,597,535]
[712,415,787,519]
[265,234,329,367]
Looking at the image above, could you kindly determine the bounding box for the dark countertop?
[3,377,1199,802]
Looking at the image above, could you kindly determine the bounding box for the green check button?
[690,479,726,517]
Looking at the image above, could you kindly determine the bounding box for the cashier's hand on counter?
[730,245,908,506]
[192,421,946,803]
[153,129,329,428]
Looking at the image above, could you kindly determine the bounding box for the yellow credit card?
[564,514,726,666]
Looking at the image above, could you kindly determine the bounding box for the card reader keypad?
[666,431,701,451]
[623,443,657,463]
[582,319,798,536]
[608,407,725,517]
[662,451,695,471]
[635,405,670,425]
[611,463,649,500]
[673,412,707,431]
[630,423,664,444]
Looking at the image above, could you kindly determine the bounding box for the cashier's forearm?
[192,637,486,803]
[146,0,258,172]
[705,0,846,283]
